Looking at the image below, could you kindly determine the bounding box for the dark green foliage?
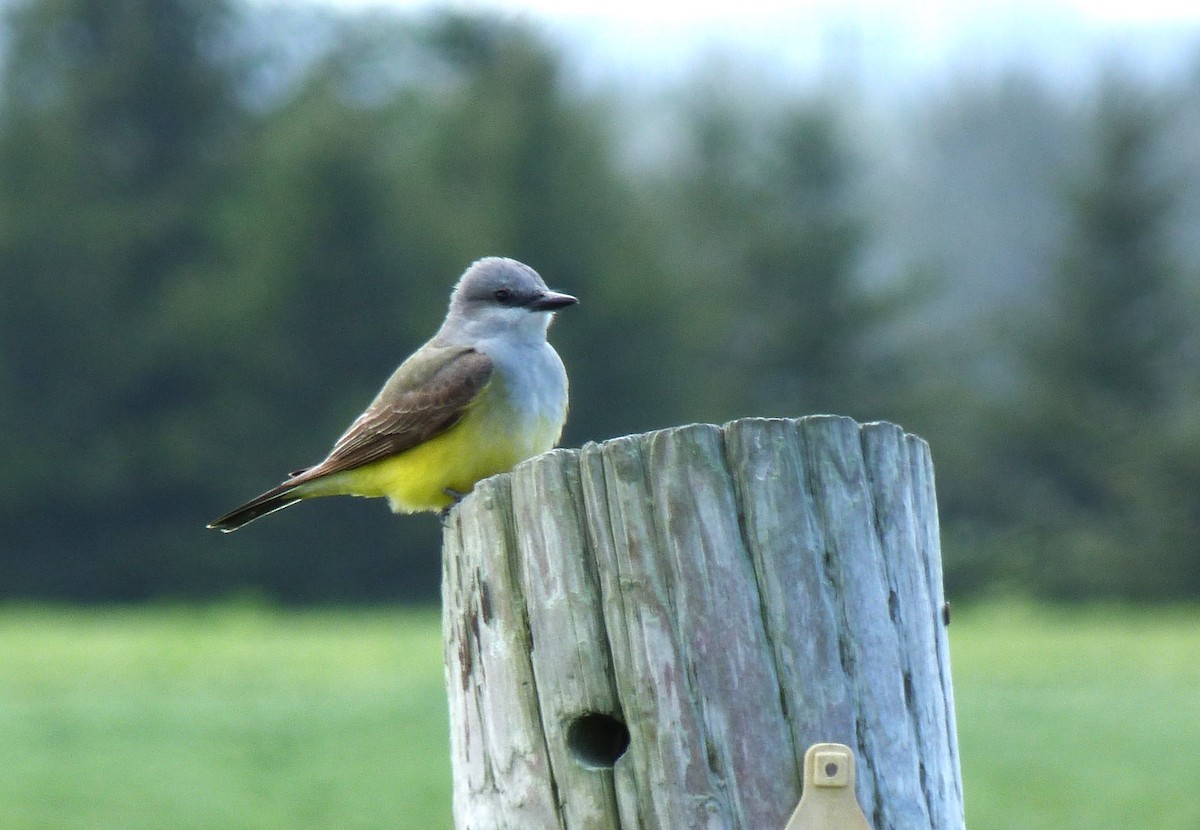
[0,4,676,601]
[0,0,243,600]
[986,76,1200,599]
[660,86,889,425]
[0,2,1197,602]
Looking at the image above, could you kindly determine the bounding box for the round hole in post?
[567,712,630,769]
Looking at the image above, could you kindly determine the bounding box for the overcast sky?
[274,0,1200,21]
[248,0,1200,92]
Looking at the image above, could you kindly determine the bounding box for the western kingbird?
[208,256,577,532]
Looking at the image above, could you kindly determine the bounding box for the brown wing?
[303,346,493,480]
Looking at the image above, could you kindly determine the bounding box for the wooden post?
[441,416,963,830]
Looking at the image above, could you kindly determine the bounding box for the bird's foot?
[439,488,468,527]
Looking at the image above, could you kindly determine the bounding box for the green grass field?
[1,602,1197,829]
[0,605,450,830]
[952,603,1200,830]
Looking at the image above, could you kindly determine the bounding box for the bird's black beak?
[528,290,578,311]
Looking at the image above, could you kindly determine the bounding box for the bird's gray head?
[443,257,577,343]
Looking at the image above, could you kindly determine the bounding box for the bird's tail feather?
[208,481,306,533]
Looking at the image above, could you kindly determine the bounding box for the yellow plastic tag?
[783,743,873,830]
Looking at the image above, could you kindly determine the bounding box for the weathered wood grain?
[442,416,963,830]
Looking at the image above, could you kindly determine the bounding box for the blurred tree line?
[1,0,1197,603]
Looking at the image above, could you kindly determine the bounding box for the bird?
[208,256,577,532]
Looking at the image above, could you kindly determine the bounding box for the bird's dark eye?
[493,288,515,304]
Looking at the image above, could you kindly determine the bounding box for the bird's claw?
[439,488,467,526]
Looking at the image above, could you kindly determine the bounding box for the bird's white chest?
[483,340,569,451]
